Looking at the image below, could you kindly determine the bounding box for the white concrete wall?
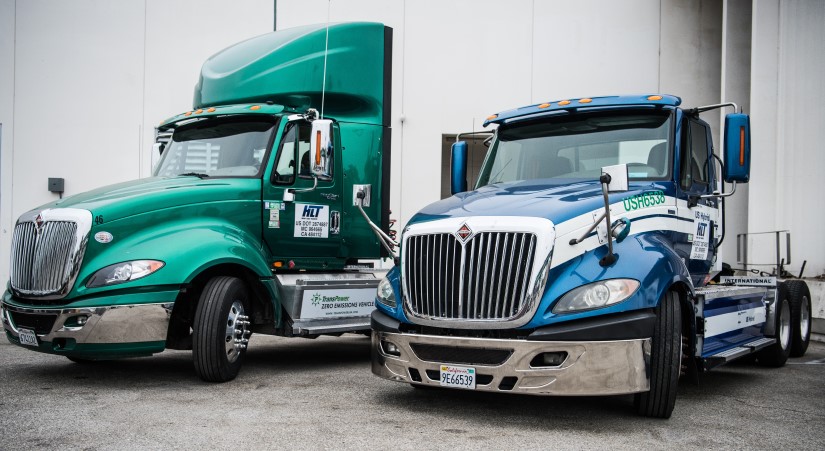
[0,0,274,283]
[720,0,752,270]
[277,0,722,229]
[0,0,16,285]
[750,0,825,277]
[2,0,821,284]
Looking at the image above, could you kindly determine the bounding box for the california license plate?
[17,328,38,347]
[439,364,476,390]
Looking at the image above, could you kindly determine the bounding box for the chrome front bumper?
[372,331,651,396]
[1,301,173,347]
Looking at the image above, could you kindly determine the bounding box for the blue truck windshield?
[477,112,672,187]
[155,118,276,178]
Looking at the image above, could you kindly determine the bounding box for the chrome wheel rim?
[224,301,250,363]
[779,300,791,350]
[800,296,810,338]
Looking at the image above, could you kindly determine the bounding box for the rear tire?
[635,290,681,419]
[193,276,252,382]
[784,280,811,357]
[757,283,791,367]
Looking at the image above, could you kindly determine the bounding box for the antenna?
[320,0,331,119]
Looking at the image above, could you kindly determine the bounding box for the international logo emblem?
[456,223,472,241]
[34,214,44,235]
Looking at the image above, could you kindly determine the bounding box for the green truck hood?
[36,176,261,223]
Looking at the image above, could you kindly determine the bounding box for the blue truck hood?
[409,179,672,227]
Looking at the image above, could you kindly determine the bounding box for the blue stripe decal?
[633,213,694,223]
[584,214,692,239]
[703,299,765,317]
[703,326,765,357]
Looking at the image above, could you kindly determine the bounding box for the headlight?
[552,279,639,313]
[376,276,396,308]
[86,260,165,288]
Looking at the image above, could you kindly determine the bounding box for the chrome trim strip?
[2,301,173,344]
[372,331,651,396]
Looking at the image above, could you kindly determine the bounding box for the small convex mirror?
[310,119,334,179]
[601,163,629,192]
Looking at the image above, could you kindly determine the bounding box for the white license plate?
[439,364,476,390]
[17,328,39,347]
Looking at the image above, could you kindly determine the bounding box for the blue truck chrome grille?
[404,232,537,320]
[10,221,78,297]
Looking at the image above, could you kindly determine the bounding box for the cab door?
[676,117,718,286]
[262,118,343,266]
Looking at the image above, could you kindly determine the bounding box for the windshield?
[476,112,672,187]
[154,118,276,177]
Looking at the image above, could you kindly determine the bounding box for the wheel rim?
[224,301,250,363]
[800,296,810,338]
[778,300,791,350]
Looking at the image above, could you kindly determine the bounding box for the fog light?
[64,315,90,328]
[530,351,568,367]
[381,340,400,357]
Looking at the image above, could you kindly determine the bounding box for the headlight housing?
[376,276,396,308]
[86,260,165,288]
[552,279,640,313]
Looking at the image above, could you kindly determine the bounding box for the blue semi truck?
[370,95,812,418]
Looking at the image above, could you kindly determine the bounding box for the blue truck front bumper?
[371,310,654,395]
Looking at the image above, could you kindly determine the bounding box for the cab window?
[681,119,710,189]
[273,122,312,184]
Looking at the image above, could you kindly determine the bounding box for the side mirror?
[723,113,750,183]
[310,119,334,178]
[451,141,468,194]
[151,142,164,173]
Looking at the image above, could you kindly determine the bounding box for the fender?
[72,216,272,301]
[525,230,694,328]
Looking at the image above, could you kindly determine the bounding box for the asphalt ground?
[0,336,822,450]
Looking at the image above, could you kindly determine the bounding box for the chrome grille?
[405,232,537,320]
[10,221,78,295]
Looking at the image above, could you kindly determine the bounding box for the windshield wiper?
[178,172,210,179]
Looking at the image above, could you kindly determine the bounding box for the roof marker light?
[579,98,592,103]
[195,109,203,114]
[558,100,571,106]
[184,111,193,116]
[647,95,663,101]
[250,105,261,110]
[207,107,216,112]
[486,114,498,120]
[538,103,551,109]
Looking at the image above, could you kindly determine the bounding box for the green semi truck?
[2,22,394,382]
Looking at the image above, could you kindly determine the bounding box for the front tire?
[193,276,252,382]
[635,290,681,419]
